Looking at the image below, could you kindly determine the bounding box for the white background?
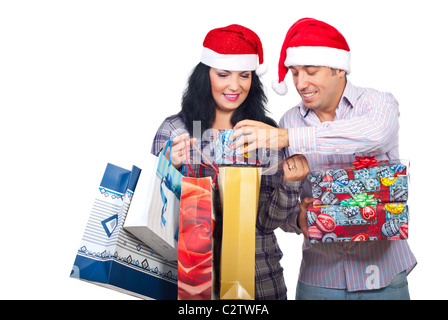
[1,0,446,300]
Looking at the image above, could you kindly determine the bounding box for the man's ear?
[336,69,346,79]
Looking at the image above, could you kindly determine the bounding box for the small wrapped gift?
[310,157,408,205]
[214,130,261,166]
[306,200,409,242]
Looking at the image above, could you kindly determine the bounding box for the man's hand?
[231,120,289,154]
[298,197,314,240]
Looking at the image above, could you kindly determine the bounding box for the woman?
[151,24,309,299]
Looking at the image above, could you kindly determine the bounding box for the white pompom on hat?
[272,18,351,95]
[200,24,267,76]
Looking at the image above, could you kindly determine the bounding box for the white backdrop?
[1,0,446,300]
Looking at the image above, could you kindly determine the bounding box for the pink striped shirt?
[280,81,417,291]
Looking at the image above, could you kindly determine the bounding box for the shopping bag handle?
[182,140,219,186]
[161,138,174,168]
[189,142,219,186]
[199,163,219,186]
[183,140,196,178]
[160,137,177,227]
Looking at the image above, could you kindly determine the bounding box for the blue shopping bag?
[70,163,178,300]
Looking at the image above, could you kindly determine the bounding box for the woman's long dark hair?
[180,62,277,135]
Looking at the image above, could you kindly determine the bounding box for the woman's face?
[209,68,252,113]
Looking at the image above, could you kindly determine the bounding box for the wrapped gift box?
[214,130,261,166]
[312,175,408,204]
[310,157,408,205]
[306,201,409,242]
[310,157,408,181]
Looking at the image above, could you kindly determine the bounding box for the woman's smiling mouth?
[223,93,240,101]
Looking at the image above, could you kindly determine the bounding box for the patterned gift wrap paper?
[311,175,408,205]
[306,202,409,242]
[214,129,261,166]
[309,158,408,182]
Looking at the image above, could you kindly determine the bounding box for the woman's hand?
[282,154,310,182]
[163,133,196,169]
[282,155,311,239]
[231,120,289,154]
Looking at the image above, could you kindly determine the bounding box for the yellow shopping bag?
[218,166,262,300]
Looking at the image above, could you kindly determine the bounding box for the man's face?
[289,65,345,113]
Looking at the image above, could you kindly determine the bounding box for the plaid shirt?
[151,113,303,300]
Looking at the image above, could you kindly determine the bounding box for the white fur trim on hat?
[201,47,259,71]
[285,46,351,74]
[272,80,288,96]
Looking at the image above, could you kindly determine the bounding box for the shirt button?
[335,148,341,153]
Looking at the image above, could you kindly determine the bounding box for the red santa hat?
[200,24,267,76]
[273,18,351,95]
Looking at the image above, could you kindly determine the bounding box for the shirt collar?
[340,80,357,109]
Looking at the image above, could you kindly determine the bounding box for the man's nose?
[296,73,309,91]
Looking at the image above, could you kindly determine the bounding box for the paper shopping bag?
[124,139,183,261]
[178,176,218,300]
[218,167,262,300]
[70,163,178,300]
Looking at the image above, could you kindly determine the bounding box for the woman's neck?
[211,109,234,130]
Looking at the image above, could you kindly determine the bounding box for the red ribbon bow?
[352,156,379,169]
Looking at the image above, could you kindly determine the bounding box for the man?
[232,18,417,300]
